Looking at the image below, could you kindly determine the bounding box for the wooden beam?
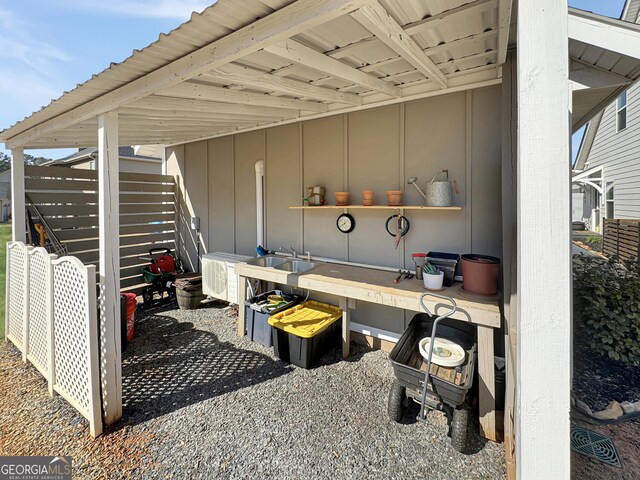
[498,0,513,65]
[359,30,497,74]
[124,95,303,117]
[350,2,448,88]
[4,0,372,148]
[97,112,122,425]
[10,148,26,242]
[264,39,401,97]
[203,63,363,105]
[155,82,327,112]
[517,0,570,478]
[404,0,496,36]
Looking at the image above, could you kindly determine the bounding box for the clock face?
[337,213,355,233]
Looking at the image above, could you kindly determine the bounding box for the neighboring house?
[0,169,10,222]
[573,0,640,231]
[42,146,162,174]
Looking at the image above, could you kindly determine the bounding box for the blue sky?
[0,0,627,160]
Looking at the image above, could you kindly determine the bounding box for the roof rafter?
[154,82,327,112]
[264,39,401,97]
[350,2,448,88]
[497,0,513,65]
[202,63,363,105]
[4,0,373,148]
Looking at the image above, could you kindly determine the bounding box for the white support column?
[516,1,571,479]
[98,111,122,424]
[10,147,25,242]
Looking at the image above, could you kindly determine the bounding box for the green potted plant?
[422,262,444,290]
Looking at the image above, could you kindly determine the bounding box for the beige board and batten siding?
[585,81,640,219]
[167,86,502,333]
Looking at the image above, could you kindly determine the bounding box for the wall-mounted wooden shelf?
[289,205,463,211]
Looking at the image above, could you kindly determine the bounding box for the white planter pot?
[423,271,444,290]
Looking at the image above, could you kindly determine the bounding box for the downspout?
[255,160,265,248]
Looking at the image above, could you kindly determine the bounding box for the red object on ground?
[149,255,177,274]
[122,293,137,341]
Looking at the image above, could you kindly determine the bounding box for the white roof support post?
[97,111,123,425]
[10,147,25,242]
[516,1,571,479]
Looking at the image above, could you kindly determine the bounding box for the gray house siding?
[584,80,640,219]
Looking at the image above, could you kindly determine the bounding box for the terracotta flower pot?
[386,190,403,206]
[335,191,350,206]
[461,254,500,296]
[362,190,374,206]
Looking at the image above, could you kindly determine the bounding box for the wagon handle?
[417,292,458,422]
[419,291,457,320]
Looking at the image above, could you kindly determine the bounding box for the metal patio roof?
[1,0,639,149]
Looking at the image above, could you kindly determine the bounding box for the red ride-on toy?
[140,248,184,304]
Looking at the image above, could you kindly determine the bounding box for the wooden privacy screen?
[603,219,640,262]
[24,165,176,294]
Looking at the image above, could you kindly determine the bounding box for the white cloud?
[58,0,211,20]
[0,8,72,79]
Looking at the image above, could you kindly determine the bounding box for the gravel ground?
[1,300,505,479]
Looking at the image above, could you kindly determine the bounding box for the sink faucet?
[279,245,298,258]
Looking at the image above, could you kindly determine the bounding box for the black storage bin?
[245,290,300,347]
[271,319,341,369]
[426,252,460,287]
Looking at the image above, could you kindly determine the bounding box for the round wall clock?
[336,213,355,233]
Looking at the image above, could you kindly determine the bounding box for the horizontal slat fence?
[25,165,176,294]
[603,219,640,262]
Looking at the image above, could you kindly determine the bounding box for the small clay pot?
[335,191,350,206]
[386,190,403,206]
[362,190,374,206]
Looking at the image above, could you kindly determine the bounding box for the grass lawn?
[0,223,12,338]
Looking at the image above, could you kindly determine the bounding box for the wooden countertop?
[235,261,500,328]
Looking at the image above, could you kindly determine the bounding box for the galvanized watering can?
[407,169,459,207]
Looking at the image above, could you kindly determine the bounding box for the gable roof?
[573,0,640,170]
[42,146,160,167]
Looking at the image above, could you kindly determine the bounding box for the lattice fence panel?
[52,257,102,437]
[26,248,55,383]
[6,242,30,354]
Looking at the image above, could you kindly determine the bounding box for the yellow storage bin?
[268,301,342,339]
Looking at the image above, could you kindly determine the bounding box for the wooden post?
[237,275,247,336]
[517,1,571,479]
[477,325,496,441]
[10,147,25,242]
[339,297,351,358]
[98,112,122,424]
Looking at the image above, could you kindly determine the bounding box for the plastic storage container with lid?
[245,290,300,347]
[268,301,342,369]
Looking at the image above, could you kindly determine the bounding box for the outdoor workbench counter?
[234,261,501,442]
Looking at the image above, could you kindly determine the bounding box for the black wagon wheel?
[388,380,406,423]
[142,288,153,304]
[450,404,470,452]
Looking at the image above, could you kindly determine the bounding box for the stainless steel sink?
[274,259,319,274]
[246,255,289,268]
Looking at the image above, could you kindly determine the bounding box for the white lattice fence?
[5,242,31,360]
[5,243,109,437]
[52,257,102,437]
[26,247,56,395]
